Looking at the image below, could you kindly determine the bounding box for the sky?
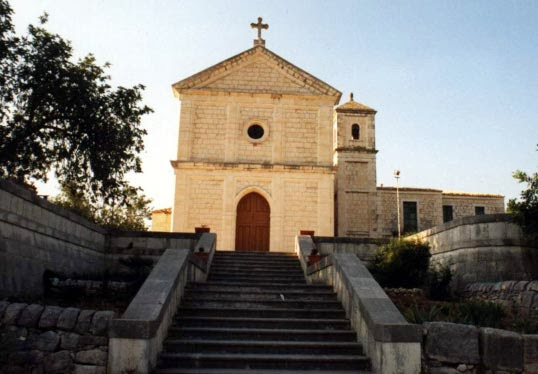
[9,0,538,210]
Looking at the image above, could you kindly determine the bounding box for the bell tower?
[334,93,378,237]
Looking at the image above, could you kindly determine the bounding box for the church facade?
[153,24,504,251]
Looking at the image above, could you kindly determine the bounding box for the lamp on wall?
[394,170,401,239]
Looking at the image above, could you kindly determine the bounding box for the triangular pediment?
[172,46,341,102]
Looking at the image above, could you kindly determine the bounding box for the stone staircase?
[155,251,371,373]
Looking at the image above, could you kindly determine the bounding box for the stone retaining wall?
[423,322,537,374]
[408,214,538,290]
[0,179,198,297]
[0,301,115,374]
[464,281,538,318]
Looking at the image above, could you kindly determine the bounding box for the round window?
[247,124,265,140]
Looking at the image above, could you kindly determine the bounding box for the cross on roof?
[251,17,268,47]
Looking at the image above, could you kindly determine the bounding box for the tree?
[52,183,152,231]
[507,150,538,238]
[0,1,153,228]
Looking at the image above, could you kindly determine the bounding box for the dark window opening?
[403,201,418,234]
[351,124,360,140]
[247,124,264,139]
[475,206,485,215]
[443,205,453,223]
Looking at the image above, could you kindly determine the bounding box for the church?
[152,18,504,251]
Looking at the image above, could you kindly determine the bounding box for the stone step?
[178,307,346,319]
[176,316,351,330]
[187,282,332,292]
[214,251,297,257]
[209,269,304,277]
[211,259,301,267]
[157,369,371,374]
[207,276,306,284]
[163,339,364,355]
[209,264,303,273]
[167,327,357,342]
[158,352,370,371]
[181,298,340,310]
[213,254,299,262]
[183,290,336,302]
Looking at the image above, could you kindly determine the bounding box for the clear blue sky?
[10,0,538,209]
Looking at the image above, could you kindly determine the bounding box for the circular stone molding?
[243,120,269,143]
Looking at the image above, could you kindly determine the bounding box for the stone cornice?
[170,160,335,174]
[335,146,378,154]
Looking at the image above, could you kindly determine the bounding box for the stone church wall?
[176,94,334,166]
[171,164,334,251]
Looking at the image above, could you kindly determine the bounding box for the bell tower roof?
[336,92,376,114]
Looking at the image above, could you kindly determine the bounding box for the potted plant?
[308,247,321,266]
[195,247,209,262]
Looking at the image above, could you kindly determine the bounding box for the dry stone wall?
[464,281,538,319]
[0,301,114,374]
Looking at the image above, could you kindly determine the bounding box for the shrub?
[372,239,431,288]
[451,300,506,328]
[402,303,445,324]
[426,263,453,301]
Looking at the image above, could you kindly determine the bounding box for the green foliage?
[507,154,538,238]
[451,300,505,328]
[52,183,152,231]
[372,238,431,288]
[401,300,505,328]
[403,303,444,324]
[0,1,152,208]
[426,263,453,301]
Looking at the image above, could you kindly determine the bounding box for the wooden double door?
[235,192,270,251]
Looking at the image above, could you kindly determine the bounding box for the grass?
[387,290,537,334]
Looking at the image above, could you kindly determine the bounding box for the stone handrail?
[295,235,422,374]
[107,232,216,374]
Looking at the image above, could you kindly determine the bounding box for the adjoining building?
[152,20,504,250]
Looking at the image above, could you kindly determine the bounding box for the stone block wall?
[176,93,335,166]
[0,179,199,298]
[423,322,537,374]
[410,214,538,290]
[464,281,538,319]
[376,188,504,238]
[151,208,171,232]
[442,193,505,218]
[0,301,114,374]
[377,187,443,237]
[107,231,197,275]
[171,163,334,251]
[0,180,107,297]
[312,236,389,266]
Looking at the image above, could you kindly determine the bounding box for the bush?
[451,300,506,328]
[372,239,431,288]
[426,263,453,301]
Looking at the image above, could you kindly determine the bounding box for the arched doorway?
[235,192,270,251]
